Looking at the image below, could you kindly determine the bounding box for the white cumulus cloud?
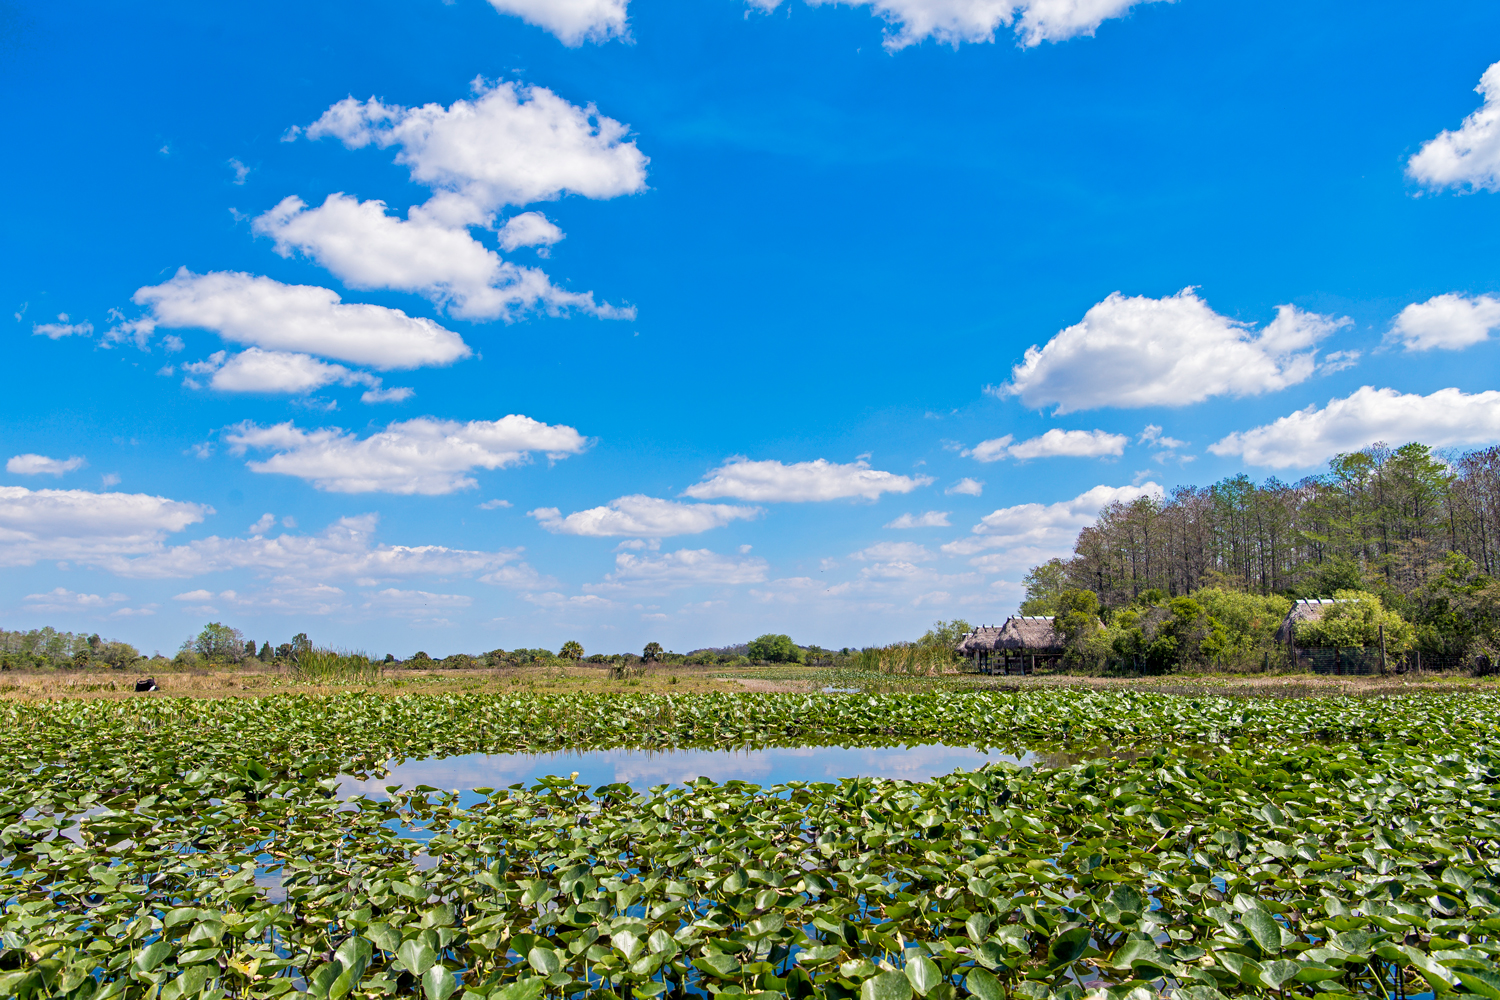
[997,289,1350,413]
[361,588,474,618]
[24,588,130,613]
[755,0,1167,50]
[33,316,94,339]
[884,510,951,528]
[225,415,589,494]
[362,386,415,404]
[189,347,383,395]
[0,486,210,568]
[1408,60,1500,192]
[174,584,351,617]
[967,428,1128,462]
[8,454,86,476]
[111,512,531,582]
[301,79,648,224]
[683,457,933,502]
[485,0,629,46]
[266,78,645,323]
[945,478,984,496]
[593,548,770,591]
[852,541,934,562]
[1209,385,1500,469]
[942,482,1162,573]
[498,211,566,251]
[132,268,471,369]
[530,495,761,537]
[255,194,624,322]
[1390,293,1500,351]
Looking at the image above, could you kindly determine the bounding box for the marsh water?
[337,742,1033,805]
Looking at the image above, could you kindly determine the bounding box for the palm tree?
[642,641,663,662]
[560,640,584,661]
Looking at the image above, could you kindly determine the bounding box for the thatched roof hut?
[956,616,1065,658]
[1275,598,1350,647]
[955,625,1004,658]
[996,615,1065,653]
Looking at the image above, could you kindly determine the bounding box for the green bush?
[747,633,803,663]
[1295,589,1415,652]
[1190,587,1291,656]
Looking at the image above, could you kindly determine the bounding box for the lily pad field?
[6,689,1500,1000]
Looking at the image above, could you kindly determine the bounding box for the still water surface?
[339,743,1031,805]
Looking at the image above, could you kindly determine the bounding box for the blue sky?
[3,0,1499,656]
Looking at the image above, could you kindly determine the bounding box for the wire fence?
[1290,647,1493,676]
[960,647,1496,677]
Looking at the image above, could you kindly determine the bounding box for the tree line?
[0,627,143,670]
[1022,441,1500,667]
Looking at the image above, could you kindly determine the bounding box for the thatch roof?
[955,625,1004,655]
[998,616,1065,652]
[1275,598,1350,646]
[957,616,1064,655]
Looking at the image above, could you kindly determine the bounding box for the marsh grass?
[0,656,1488,702]
[288,647,383,684]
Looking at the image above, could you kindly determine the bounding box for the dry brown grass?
[0,660,814,701]
[0,659,1485,702]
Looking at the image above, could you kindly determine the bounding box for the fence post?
[1379,624,1387,676]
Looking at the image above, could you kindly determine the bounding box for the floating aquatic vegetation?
[4,690,1500,1000]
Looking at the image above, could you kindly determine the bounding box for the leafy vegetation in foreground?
[6,690,1500,1000]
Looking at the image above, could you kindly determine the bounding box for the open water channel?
[337,742,1032,806]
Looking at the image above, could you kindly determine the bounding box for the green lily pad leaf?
[964,968,1003,1000]
[613,932,643,961]
[695,953,742,979]
[862,969,914,1000]
[1108,886,1145,919]
[1047,927,1091,968]
[424,965,458,1000]
[973,943,1007,970]
[1259,960,1302,990]
[1112,936,1165,971]
[1217,953,1248,977]
[905,955,942,997]
[307,961,342,998]
[841,959,878,980]
[1234,957,1266,988]
[133,942,171,974]
[797,946,843,966]
[493,979,546,1000]
[1241,910,1283,956]
[328,965,357,1000]
[335,936,373,982]
[400,940,438,977]
[1174,988,1226,1000]
[1404,949,1459,993]
[1330,931,1380,959]
[367,923,401,955]
[965,915,990,945]
[1294,963,1345,984]
[1456,971,1500,1000]
[527,947,562,976]
[748,913,785,937]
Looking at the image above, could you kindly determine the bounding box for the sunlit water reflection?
[338,743,1033,805]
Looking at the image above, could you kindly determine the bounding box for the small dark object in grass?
[134,677,158,692]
